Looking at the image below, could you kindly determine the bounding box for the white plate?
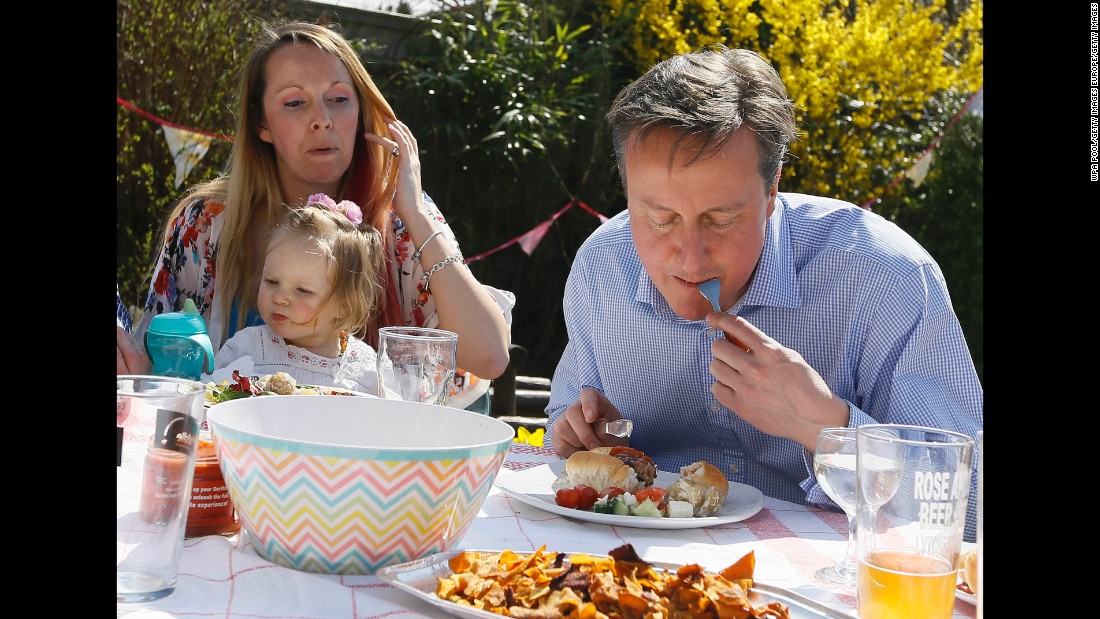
[378,549,856,619]
[297,385,372,397]
[493,460,764,529]
[956,580,976,605]
[955,545,977,605]
[205,385,372,407]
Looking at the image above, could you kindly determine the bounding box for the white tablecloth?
[118,434,977,618]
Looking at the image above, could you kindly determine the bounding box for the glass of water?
[813,427,860,586]
[376,327,458,405]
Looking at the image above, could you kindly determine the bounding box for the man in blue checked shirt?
[544,47,983,542]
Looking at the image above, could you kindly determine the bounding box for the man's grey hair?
[606,45,798,192]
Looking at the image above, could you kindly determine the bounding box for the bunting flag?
[516,200,578,255]
[518,220,554,255]
[574,200,610,224]
[162,125,214,188]
[463,200,595,263]
[904,149,935,187]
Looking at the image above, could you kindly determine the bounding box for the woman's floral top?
[133,192,515,408]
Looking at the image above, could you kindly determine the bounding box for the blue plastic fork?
[699,278,721,312]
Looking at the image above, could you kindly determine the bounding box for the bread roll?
[552,451,649,493]
[958,549,978,594]
[257,372,297,395]
[665,461,729,516]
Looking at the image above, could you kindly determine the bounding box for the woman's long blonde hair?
[159,20,403,347]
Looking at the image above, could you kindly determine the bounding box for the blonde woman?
[119,21,513,408]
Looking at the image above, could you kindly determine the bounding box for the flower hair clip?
[306,193,363,226]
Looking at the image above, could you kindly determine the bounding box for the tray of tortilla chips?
[378,544,855,619]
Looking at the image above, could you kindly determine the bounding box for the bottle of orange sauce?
[185,422,240,538]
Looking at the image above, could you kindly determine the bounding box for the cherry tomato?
[555,488,580,509]
[633,487,667,504]
[599,487,626,500]
[574,485,599,510]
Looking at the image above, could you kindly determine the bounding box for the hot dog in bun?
[552,446,657,493]
[665,461,729,516]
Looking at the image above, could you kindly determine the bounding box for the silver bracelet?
[420,252,464,289]
[411,230,444,263]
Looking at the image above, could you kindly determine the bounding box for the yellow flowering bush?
[597,0,983,213]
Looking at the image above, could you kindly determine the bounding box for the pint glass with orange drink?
[855,424,975,619]
[857,550,956,619]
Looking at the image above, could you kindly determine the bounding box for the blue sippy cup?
[144,298,215,380]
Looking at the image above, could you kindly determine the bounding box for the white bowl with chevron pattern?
[205,395,516,575]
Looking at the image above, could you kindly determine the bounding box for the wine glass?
[812,427,859,586]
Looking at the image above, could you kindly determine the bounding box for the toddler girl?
[214,194,397,396]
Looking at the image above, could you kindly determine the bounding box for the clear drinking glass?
[376,327,458,405]
[855,424,974,619]
[813,427,859,586]
[117,375,207,603]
